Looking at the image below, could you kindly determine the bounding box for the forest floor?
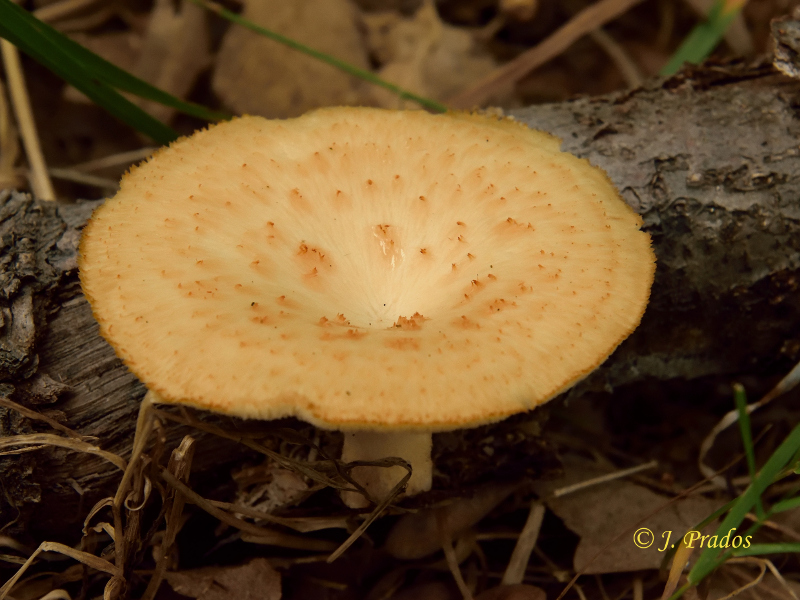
[1,0,800,599]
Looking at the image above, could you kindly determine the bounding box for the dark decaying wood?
[2,62,800,538]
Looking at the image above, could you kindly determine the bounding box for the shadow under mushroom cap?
[78,107,655,431]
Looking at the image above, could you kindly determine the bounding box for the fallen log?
[1,61,799,539]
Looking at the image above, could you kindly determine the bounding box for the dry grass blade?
[208,500,349,533]
[48,167,119,190]
[0,541,116,600]
[151,408,349,491]
[0,39,55,199]
[0,77,22,190]
[114,392,157,507]
[716,558,767,600]
[744,512,800,541]
[153,405,408,560]
[159,468,337,552]
[763,558,800,600]
[87,522,116,542]
[154,407,399,506]
[660,534,694,599]
[632,578,642,600]
[552,460,657,498]
[71,147,155,171]
[589,28,643,88]
[326,463,411,563]
[0,396,85,440]
[0,536,29,555]
[502,501,545,585]
[111,391,157,584]
[46,7,114,33]
[438,514,474,600]
[0,433,126,470]
[449,0,645,108]
[39,589,72,600]
[699,359,800,487]
[0,444,51,457]
[32,0,99,22]
[83,498,114,534]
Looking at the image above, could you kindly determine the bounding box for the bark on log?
[2,62,800,539]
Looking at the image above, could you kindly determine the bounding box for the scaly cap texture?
[79,108,655,430]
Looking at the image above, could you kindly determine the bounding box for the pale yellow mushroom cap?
[79,107,655,431]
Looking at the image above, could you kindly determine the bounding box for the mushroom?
[79,108,655,507]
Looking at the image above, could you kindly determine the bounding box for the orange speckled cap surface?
[79,107,655,431]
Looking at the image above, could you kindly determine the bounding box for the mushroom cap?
[79,108,655,431]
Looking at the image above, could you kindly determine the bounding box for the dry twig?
[449,0,645,108]
[0,40,55,199]
[0,77,22,189]
[502,501,545,585]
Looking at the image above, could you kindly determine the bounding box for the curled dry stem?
[0,394,414,599]
[152,405,412,562]
[111,390,157,596]
[153,406,411,506]
[141,435,195,600]
[159,468,337,552]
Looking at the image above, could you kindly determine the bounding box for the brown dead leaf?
[499,0,538,22]
[235,464,310,514]
[63,31,142,106]
[65,0,210,124]
[67,31,142,77]
[134,0,211,123]
[534,456,721,574]
[475,584,546,600]
[362,1,500,108]
[384,481,519,560]
[166,557,281,600]
[212,0,371,118]
[389,581,458,600]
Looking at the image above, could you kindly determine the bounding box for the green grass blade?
[733,383,763,518]
[732,542,800,557]
[688,422,800,584]
[660,0,745,76]
[0,14,177,143]
[0,0,227,134]
[771,492,800,514]
[188,0,448,113]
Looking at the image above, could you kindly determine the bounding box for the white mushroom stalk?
[79,108,655,507]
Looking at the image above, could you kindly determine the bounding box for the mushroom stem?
[340,430,433,508]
